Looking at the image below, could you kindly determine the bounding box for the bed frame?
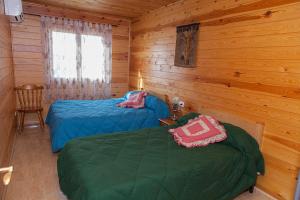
[197,108,264,146]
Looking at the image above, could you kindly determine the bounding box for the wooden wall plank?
[130,0,300,199]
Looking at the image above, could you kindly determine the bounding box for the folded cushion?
[169,115,227,148]
[118,91,147,108]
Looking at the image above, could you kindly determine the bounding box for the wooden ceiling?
[23,0,180,19]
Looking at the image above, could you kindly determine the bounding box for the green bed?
[57,118,264,200]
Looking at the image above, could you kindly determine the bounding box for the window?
[81,34,104,80]
[42,16,112,100]
[52,31,104,80]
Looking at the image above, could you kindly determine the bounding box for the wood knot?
[282,67,288,72]
[234,71,242,77]
[264,10,273,17]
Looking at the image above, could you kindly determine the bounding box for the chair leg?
[40,111,45,128]
[20,112,25,132]
[37,111,44,129]
[16,111,20,133]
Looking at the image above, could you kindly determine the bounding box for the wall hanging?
[175,23,200,67]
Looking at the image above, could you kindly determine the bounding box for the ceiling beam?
[22,1,131,26]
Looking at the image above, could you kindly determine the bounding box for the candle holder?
[171,97,184,121]
[171,106,179,121]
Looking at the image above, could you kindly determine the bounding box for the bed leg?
[249,185,255,193]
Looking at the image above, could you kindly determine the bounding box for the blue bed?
[46,93,170,152]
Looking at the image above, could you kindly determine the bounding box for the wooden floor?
[3,127,276,200]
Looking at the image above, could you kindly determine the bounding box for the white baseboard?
[255,187,278,200]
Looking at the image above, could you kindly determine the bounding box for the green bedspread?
[57,123,264,200]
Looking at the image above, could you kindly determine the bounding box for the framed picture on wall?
[174,23,200,67]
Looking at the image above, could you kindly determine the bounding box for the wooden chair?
[15,84,44,132]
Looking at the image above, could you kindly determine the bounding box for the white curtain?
[41,16,112,102]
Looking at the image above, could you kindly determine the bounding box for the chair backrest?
[15,84,44,110]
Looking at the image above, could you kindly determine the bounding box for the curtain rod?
[24,12,119,27]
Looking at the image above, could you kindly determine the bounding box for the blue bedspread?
[46,95,170,152]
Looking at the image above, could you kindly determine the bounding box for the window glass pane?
[81,35,104,80]
[52,31,77,79]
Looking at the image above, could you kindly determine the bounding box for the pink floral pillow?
[117,91,147,108]
[169,115,227,148]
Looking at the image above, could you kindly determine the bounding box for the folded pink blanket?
[169,115,227,148]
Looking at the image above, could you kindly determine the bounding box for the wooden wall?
[0,0,16,197]
[11,11,130,121]
[130,0,300,199]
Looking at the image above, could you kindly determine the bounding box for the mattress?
[46,95,170,152]
[57,122,264,200]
